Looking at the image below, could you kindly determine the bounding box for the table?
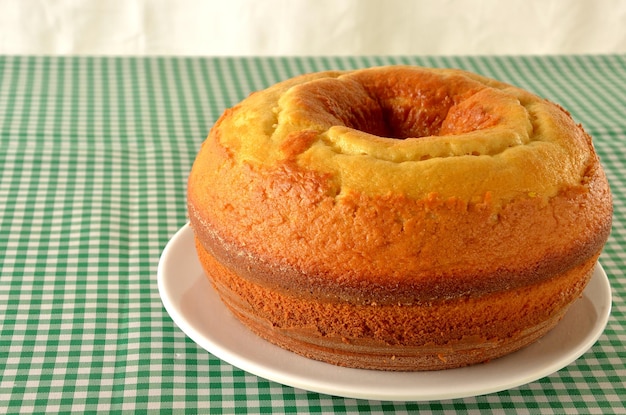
[0,55,624,414]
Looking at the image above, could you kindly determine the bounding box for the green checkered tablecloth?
[0,55,624,414]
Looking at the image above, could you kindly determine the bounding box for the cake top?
[214,66,595,206]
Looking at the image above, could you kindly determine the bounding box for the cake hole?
[340,69,498,140]
[340,96,495,141]
[296,69,498,142]
[333,93,453,140]
[334,103,447,140]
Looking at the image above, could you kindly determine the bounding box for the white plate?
[158,224,612,402]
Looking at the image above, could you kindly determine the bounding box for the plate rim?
[158,223,612,401]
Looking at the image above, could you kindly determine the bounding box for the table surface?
[0,55,624,414]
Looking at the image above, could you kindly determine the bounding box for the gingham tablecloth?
[0,55,624,414]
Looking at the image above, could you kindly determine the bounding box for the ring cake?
[187,66,612,371]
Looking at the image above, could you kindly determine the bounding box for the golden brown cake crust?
[195,236,598,370]
[187,65,612,370]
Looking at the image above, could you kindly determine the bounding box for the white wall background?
[0,0,625,56]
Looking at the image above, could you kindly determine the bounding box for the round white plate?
[158,224,612,402]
